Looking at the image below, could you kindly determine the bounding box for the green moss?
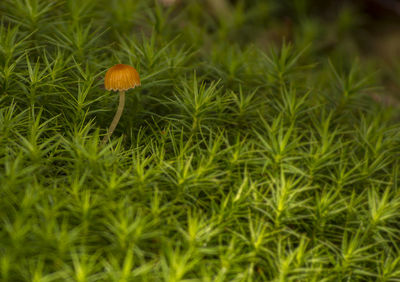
[1,0,400,281]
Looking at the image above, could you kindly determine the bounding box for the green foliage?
[1,0,400,281]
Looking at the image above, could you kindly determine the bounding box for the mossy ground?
[1,0,400,281]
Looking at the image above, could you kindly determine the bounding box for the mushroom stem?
[102,91,125,145]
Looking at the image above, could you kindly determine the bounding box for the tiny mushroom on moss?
[102,64,140,144]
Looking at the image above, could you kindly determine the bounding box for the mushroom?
[102,64,140,144]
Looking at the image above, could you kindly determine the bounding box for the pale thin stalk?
[102,91,125,144]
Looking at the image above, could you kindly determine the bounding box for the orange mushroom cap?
[104,64,140,91]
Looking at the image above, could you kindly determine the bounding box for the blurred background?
[160,0,400,106]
